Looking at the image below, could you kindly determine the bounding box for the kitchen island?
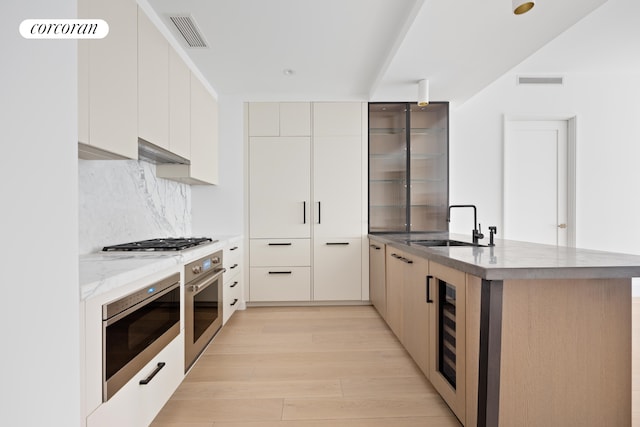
[370,233,640,427]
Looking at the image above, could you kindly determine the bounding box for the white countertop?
[79,236,239,301]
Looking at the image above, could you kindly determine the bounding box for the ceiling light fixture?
[417,79,429,106]
[513,0,535,15]
[282,68,295,77]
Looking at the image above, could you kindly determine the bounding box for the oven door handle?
[188,268,226,294]
[104,281,180,326]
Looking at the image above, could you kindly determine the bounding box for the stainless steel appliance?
[184,250,225,371]
[103,237,214,252]
[102,273,180,402]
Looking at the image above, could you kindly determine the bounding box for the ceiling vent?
[168,15,208,48]
[517,76,564,85]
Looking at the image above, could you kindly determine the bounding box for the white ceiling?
[145,0,609,105]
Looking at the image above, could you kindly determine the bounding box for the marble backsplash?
[79,159,191,254]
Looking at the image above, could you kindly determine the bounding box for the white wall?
[449,0,640,291]
[0,1,81,425]
[191,95,245,237]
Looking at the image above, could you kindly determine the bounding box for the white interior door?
[504,119,570,246]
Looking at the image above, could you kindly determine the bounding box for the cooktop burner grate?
[102,237,215,252]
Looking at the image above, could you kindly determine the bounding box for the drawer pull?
[370,244,381,250]
[230,281,238,288]
[139,362,165,385]
[268,271,292,275]
[268,243,292,246]
[230,246,239,251]
[230,263,239,269]
[230,298,238,306]
[326,242,349,246]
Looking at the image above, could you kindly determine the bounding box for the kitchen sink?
[407,239,486,248]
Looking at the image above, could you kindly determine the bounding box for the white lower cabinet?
[250,239,311,266]
[250,267,311,301]
[86,334,183,427]
[223,239,244,324]
[313,238,362,301]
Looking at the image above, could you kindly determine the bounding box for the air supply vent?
[517,76,564,85]
[168,15,208,48]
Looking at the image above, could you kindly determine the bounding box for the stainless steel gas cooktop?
[102,237,216,252]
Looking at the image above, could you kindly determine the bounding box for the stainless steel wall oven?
[102,273,180,402]
[184,250,224,371]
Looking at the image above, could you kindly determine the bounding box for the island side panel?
[465,274,481,427]
[499,278,631,426]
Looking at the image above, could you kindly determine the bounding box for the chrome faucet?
[447,204,484,244]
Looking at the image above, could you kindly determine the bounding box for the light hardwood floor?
[152,301,640,427]
[151,305,461,426]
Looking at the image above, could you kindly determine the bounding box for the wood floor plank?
[152,398,283,424]
[211,417,461,427]
[169,380,342,400]
[282,396,455,420]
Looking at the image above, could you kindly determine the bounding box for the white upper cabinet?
[138,9,169,150]
[313,102,362,137]
[280,103,311,136]
[248,102,311,136]
[78,0,138,160]
[168,47,190,160]
[189,74,219,184]
[158,75,219,185]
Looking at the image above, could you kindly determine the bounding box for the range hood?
[138,138,189,165]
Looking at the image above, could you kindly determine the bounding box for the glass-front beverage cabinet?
[368,102,449,233]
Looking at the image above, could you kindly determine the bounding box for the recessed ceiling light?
[282,69,295,76]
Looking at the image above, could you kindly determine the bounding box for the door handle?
[317,201,321,224]
[426,275,434,303]
[303,201,306,224]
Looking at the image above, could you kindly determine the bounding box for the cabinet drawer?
[250,239,310,267]
[250,267,311,302]
[223,276,243,324]
[87,334,183,427]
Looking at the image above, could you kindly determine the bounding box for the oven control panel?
[185,251,223,283]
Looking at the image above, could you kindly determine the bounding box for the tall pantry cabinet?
[248,102,367,303]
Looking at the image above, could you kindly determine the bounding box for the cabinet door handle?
[426,275,434,303]
[370,244,381,250]
[269,243,292,246]
[391,253,400,259]
[230,281,238,288]
[139,362,165,385]
[318,201,321,224]
[404,258,413,264]
[303,201,306,224]
[326,242,349,246]
[230,298,238,306]
[230,246,239,251]
[268,271,292,275]
[230,263,238,269]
